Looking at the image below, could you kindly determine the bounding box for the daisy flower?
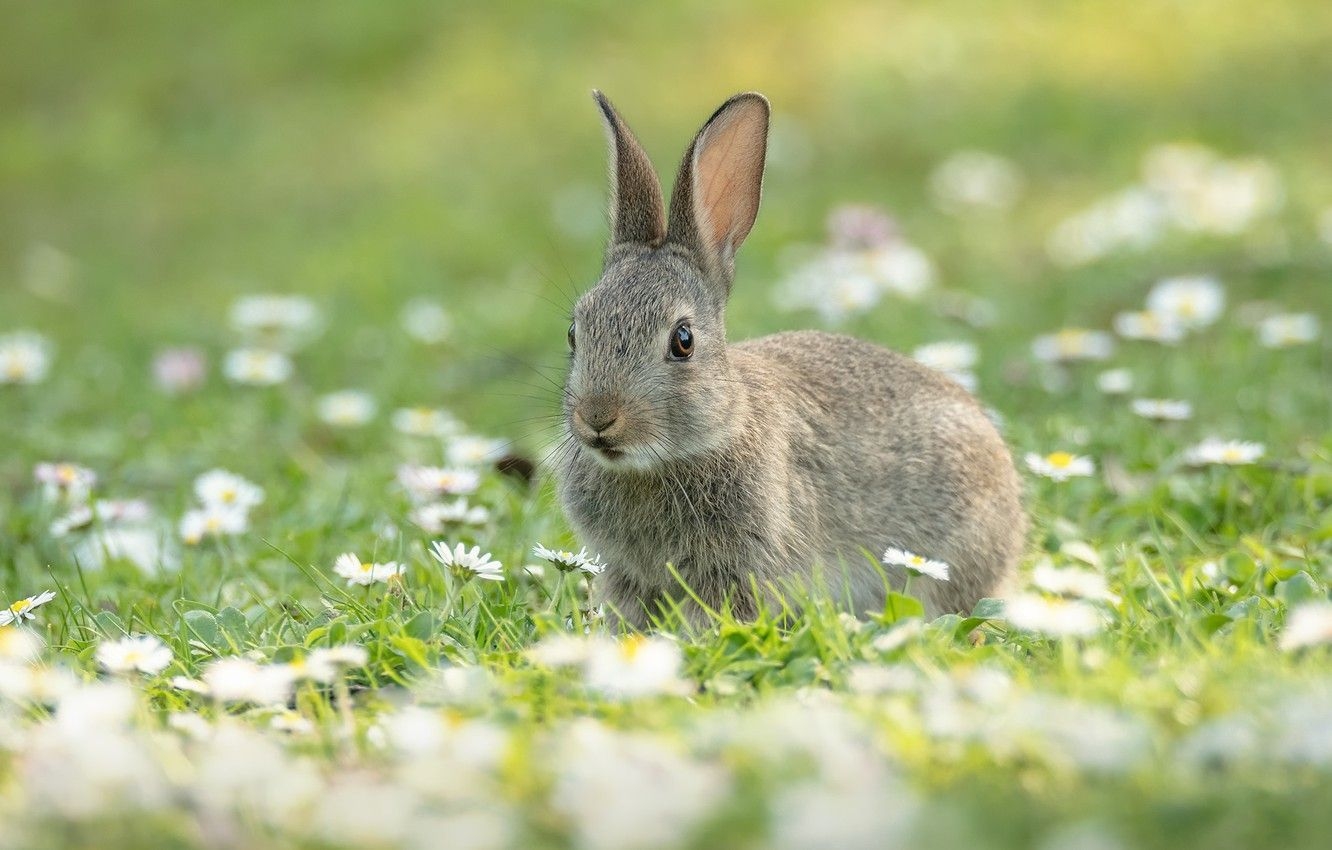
[1032,563,1120,603]
[1257,312,1320,348]
[222,347,293,385]
[1146,275,1225,329]
[1183,438,1265,466]
[1031,328,1115,363]
[929,150,1023,213]
[410,498,490,533]
[1005,593,1102,638]
[0,590,58,626]
[881,547,951,581]
[866,242,935,299]
[1112,310,1184,343]
[179,505,248,544]
[96,634,173,675]
[0,330,53,384]
[332,553,405,586]
[194,469,264,510]
[584,635,690,699]
[1025,451,1095,481]
[430,541,503,581]
[34,462,97,504]
[229,294,320,339]
[446,435,507,468]
[826,203,898,250]
[400,298,452,344]
[1130,398,1193,421]
[391,407,461,438]
[397,464,481,502]
[912,340,978,373]
[152,347,206,393]
[533,543,608,576]
[201,657,296,705]
[1280,602,1332,651]
[1096,368,1133,395]
[316,390,377,427]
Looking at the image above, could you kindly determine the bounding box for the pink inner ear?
[693,100,767,260]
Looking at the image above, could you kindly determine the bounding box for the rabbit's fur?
[555,92,1025,629]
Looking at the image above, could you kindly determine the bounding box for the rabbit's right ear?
[593,91,667,248]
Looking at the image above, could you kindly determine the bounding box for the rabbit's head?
[563,92,770,471]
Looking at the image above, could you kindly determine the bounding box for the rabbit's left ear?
[667,93,770,289]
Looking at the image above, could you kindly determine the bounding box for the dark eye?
[669,323,694,359]
[567,322,576,352]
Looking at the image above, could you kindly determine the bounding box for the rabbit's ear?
[593,91,667,247]
[667,93,770,289]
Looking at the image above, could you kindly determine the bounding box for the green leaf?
[971,598,1007,619]
[405,610,439,641]
[183,610,221,648]
[388,635,432,669]
[1195,613,1233,636]
[93,610,127,637]
[882,592,925,623]
[217,607,249,644]
[1276,572,1322,606]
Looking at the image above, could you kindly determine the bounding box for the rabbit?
[554,91,1026,630]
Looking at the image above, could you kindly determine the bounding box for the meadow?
[2,1,1331,848]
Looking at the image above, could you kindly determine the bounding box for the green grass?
[2,1,1331,848]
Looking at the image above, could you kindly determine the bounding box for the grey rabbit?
[555,91,1025,630]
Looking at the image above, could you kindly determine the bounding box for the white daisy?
[96,634,173,675]
[222,347,293,385]
[316,390,377,427]
[1025,451,1095,481]
[194,469,264,510]
[0,330,53,384]
[0,626,44,662]
[929,150,1023,213]
[912,340,978,374]
[1183,438,1265,466]
[1280,602,1332,652]
[446,436,507,468]
[391,407,461,438]
[533,543,607,576]
[410,498,490,533]
[584,635,690,699]
[1257,312,1320,348]
[881,547,951,581]
[1146,275,1225,329]
[1031,329,1115,363]
[1005,593,1102,637]
[1130,398,1193,421]
[400,298,452,344]
[0,590,58,626]
[34,462,97,504]
[429,542,503,582]
[1112,310,1184,343]
[333,552,404,586]
[865,242,935,299]
[179,505,248,544]
[1096,368,1133,395]
[201,657,296,705]
[152,348,206,393]
[396,464,481,502]
[229,294,320,338]
[1032,563,1120,603]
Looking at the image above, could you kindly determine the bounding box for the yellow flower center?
[220,487,236,503]
[204,517,222,532]
[359,562,373,573]
[1221,447,1243,463]
[9,600,31,615]
[909,555,925,566]
[1177,296,1197,317]
[1047,452,1075,469]
[620,635,647,661]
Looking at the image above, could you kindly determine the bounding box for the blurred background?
[2,0,1329,449]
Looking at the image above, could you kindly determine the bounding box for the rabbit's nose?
[575,397,621,435]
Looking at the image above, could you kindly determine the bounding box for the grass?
[1,1,1331,848]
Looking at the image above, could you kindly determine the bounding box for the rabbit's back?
[733,330,1025,615]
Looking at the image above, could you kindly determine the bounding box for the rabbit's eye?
[567,322,576,352]
[669,323,694,359]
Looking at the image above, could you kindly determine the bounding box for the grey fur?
[555,92,1026,630]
